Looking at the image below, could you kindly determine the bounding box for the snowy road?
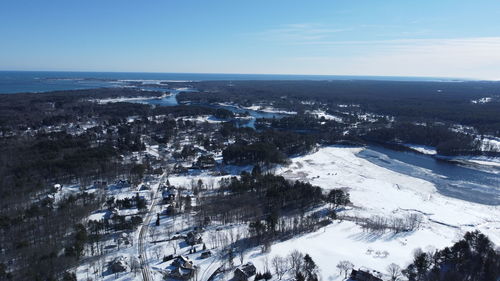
[138,173,165,281]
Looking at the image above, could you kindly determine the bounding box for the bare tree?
[208,178,215,190]
[261,239,271,254]
[272,256,288,280]
[237,247,246,265]
[287,250,304,276]
[153,246,163,260]
[336,260,354,279]
[228,228,236,245]
[387,263,402,281]
[405,213,422,231]
[208,231,218,249]
[149,226,159,242]
[169,239,178,255]
[227,248,235,268]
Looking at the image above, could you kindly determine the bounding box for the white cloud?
[276,37,500,80]
[252,23,500,79]
[256,23,348,43]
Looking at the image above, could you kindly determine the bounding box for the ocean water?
[0,71,461,94]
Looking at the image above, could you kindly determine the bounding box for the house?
[192,155,216,169]
[350,268,383,281]
[168,266,195,280]
[114,179,131,188]
[167,256,196,280]
[200,251,212,259]
[108,256,128,273]
[234,262,256,281]
[117,232,130,246]
[173,164,188,174]
[162,189,176,203]
[109,207,120,219]
[172,255,193,269]
[162,204,176,215]
[185,231,203,246]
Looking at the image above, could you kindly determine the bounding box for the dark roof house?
[172,255,193,269]
[350,268,383,281]
[186,231,203,246]
[167,255,196,280]
[234,262,256,281]
[200,251,212,259]
[169,266,195,280]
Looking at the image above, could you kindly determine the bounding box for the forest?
[197,169,349,245]
[403,231,499,281]
[176,80,500,137]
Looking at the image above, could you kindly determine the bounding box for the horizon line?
[0,69,487,81]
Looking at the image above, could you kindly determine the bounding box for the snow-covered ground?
[402,142,500,169]
[245,221,454,281]
[471,97,493,104]
[278,146,499,240]
[92,93,170,104]
[177,115,228,124]
[243,146,499,280]
[306,109,343,122]
[403,144,437,155]
[479,136,500,152]
[242,105,297,115]
[437,155,500,173]
[467,158,500,168]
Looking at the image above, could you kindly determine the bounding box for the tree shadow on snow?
[348,230,413,243]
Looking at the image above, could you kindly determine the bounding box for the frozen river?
[358,146,500,205]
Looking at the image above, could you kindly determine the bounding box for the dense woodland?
[175,80,500,136]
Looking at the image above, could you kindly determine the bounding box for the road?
[138,173,165,281]
[199,255,226,281]
[137,171,224,281]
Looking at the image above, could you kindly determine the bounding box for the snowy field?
[242,105,297,115]
[92,93,170,104]
[244,146,499,281]
[306,109,343,122]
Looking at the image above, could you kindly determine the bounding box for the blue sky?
[1,0,500,79]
